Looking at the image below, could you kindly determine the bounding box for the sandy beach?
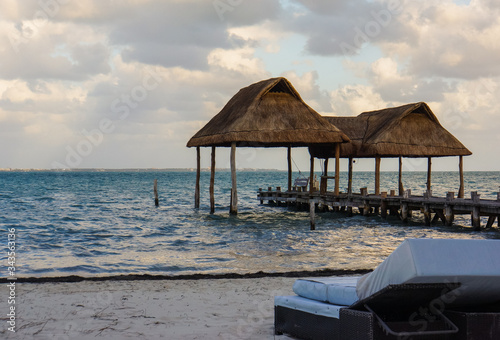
[1,277,301,339]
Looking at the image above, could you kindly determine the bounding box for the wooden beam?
[375,157,381,196]
[334,143,340,196]
[423,204,431,226]
[210,146,216,214]
[287,146,292,192]
[434,209,446,225]
[427,157,432,192]
[398,157,404,196]
[486,215,496,229]
[348,157,353,195]
[230,142,237,215]
[458,156,464,198]
[194,146,201,208]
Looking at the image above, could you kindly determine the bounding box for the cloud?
[1,0,500,170]
[378,0,500,79]
[282,0,412,56]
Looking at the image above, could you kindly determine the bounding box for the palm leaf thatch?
[310,102,472,158]
[187,77,349,147]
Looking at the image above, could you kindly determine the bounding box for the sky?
[1,0,499,172]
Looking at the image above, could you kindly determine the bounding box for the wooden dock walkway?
[258,187,500,230]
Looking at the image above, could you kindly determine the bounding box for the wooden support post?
[380,192,388,219]
[458,156,464,198]
[310,155,315,194]
[347,206,353,217]
[375,157,381,196]
[427,157,432,192]
[154,179,159,207]
[230,142,237,215]
[471,191,480,202]
[424,204,431,226]
[287,146,292,192]
[310,200,316,230]
[259,188,263,205]
[195,147,200,209]
[210,146,216,214]
[445,205,454,226]
[398,157,404,196]
[348,157,353,195]
[434,209,446,225]
[320,158,329,195]
[334,143,340,196]
[486,216,496,229]
[401,203,408,222]
[472,206,481,230]
[363,199,370,216]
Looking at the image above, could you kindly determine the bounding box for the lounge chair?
[274,239,500,339]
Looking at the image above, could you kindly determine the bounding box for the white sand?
[1,277,299,339]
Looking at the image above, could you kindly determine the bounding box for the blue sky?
[0,0,499,172]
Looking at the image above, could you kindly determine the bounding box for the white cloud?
[0,0,499,170]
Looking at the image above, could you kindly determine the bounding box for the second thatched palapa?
[310,102,471,158]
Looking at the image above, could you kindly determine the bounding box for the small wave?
[61,216,83,222]
[37,197,55,202]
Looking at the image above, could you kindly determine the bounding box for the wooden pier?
[258,187,500,231]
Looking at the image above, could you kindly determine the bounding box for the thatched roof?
[310,102,472,158]
[187,77,349,147]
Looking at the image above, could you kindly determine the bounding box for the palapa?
[310,102,471,158]
[187,77,349,215]
[187,77,349,148]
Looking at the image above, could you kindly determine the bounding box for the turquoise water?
[0,170,498,277]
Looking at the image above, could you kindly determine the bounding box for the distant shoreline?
[0,168,498,172]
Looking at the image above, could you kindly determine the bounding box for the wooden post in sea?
[334,143,340,196]
[398,157,404,196]
[309,155,315,194]
[322,158,329,195]
[427,157,432,192]
[194,147,201,209]
[471,191,480,230]
[348,157,353,195]
[445,192,455,226]
[287,146,292,192]
[154,179,159,207]
[458,156,464,198]
[380,192,388,219]
[375,157,381,196]
[210,146,216,214]
[230,142,237,215]
[309,200,316,230]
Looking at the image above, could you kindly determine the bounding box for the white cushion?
[274,295,345,319]
[293,276,359,306]
[356,238,500,306]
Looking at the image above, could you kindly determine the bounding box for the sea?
[1,170,499,278]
